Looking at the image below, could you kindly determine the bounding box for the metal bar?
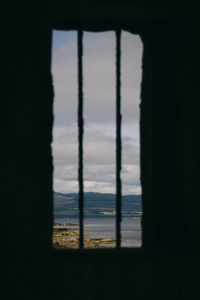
[77,30,84,249]
[115,29,122,249]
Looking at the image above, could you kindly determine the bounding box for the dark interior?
[2,1,200,299]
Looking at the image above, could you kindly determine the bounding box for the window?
[52,29,142,250]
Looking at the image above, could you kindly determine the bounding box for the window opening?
[121,31,142,247]
[52,31,80,249]
[84,31,115,248]
[52,29,142,249]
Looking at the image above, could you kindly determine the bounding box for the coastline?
[53,224,115,248]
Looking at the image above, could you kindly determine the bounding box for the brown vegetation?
[53,226,115,249]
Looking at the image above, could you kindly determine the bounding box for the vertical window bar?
[78,30,84,249]
[116,30,122,249]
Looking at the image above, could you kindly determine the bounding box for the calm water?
[54,217,141,247]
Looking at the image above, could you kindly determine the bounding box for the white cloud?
[53,124,139,166]
[52,30,143,195]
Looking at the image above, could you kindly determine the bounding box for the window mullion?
[116,29,122,249]
[78,30,84,249]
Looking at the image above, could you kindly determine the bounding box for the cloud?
[53,124,139,166]
[54,163,140,185]
[54,177,141,195]
[52,31,142,125]
[52,30,143,194]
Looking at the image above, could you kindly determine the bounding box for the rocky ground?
[53,225,115,249]
[54,223,78,227]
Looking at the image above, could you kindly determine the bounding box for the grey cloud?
[52,30,142,126]
[52,30,142,194]
[53,125,139,166]
[54,163,140,187]
[54,176,141,195]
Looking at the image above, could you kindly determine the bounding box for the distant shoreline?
[54,192,141,219]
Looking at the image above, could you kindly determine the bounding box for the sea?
[54,217,141,248]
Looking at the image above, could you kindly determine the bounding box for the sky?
[52,30,143,195]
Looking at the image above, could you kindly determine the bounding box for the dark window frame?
[51,21,144,253]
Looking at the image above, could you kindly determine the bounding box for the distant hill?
[54,192,142,218]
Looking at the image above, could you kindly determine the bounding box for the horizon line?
[54,190,141,196]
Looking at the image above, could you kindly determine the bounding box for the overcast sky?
[52,30,143,195]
